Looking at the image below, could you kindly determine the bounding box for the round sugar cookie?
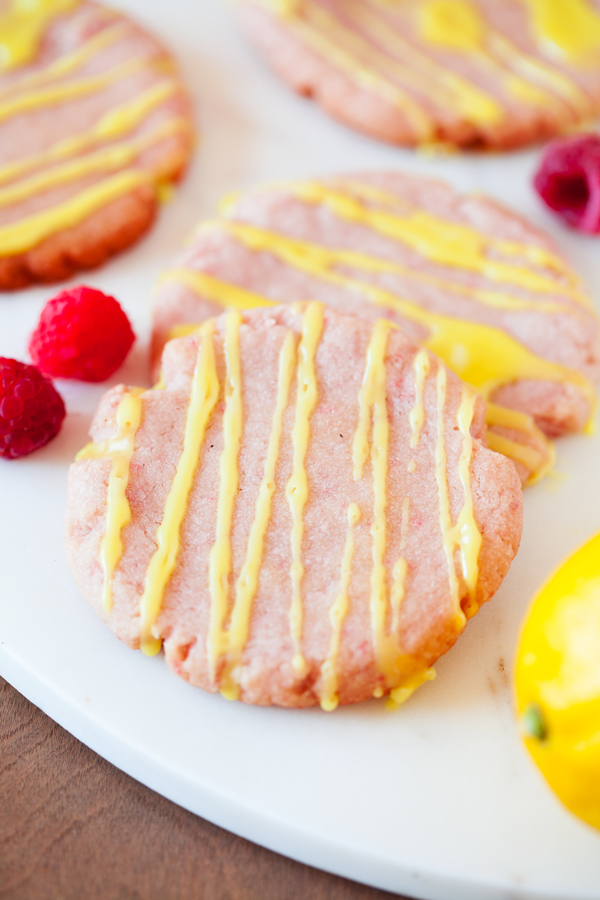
[152,172,600,485]
[235,0,600,151]
[67,303,523,709]
[0,0,193,289]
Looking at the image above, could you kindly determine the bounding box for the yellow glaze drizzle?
[251,0,434,142]
[207,311,244,683]
[376,0,595,112]
[219,331,297,701]
[212,205,594,409]
[426,379,482,622]
[345,0,503,126]
[217,218,576,314]
[353,319,399,681]
[0,4,188,260]
[92,79,182,140]
[160,269,275,313]
[157,181,175,205]
[0,81,182,190]
[139,326,219,656]
[167,322,205,341]
[387,668,437,708]
[276,0,501,131]
[0,21,125,98]
[410,349,431,449]
[487,431,544,474]
[414,0,564,112]
[523,0,600,64]
[260,0,299,16]
[286,301,324,675]
[422,311,593,407]
[0,56,154,126]
[218,187,578,293]
[353,323,439,701]
[0,0,78,71]
[0,168,151,257]
[336,179,577,281]
[281,182,580,296]
[0,118,187,210]
[488,32,591,115]
[486,400,544,433]
[85,306,471,706]
[485,401,555,484]
[216,184,575,286]
[320,502,361,712]
[305,2,438,140]
[249,0,600,140]
[76,388,143,613]
[420,0,483,52]
[434,365,466,630]
[455,387,481,614]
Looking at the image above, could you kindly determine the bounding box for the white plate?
[1,3,600,898]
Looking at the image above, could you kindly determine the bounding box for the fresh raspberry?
[0,358,66,459]
[29,285,136,382]
[534,134,600,234]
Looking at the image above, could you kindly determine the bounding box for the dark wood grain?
[0,678,409,900]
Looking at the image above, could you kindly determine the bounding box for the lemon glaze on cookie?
[219,330,297,701]
[0,0,78,71]
[0,0,192,285]
[155,176,598,484]
[140,324,220,657]
[208,205,592,401]
[523,0,600,63]
[162,241,574,369]
[237,0,600,148]
[320,501,362,711]
[69,304,522,709]
[206,310,244,683]
[286,302,325,676]
[421,0,600,67]
[76,387,144,612]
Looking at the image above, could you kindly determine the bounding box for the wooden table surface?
[0,677,412,900]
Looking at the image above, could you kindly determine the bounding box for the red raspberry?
[29,285,135,382]
[0,358,66,459]
[534,134,600,234]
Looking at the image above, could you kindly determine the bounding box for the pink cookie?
[67,304,523,709]
[0,0,192,289]
[152,172,599,483]
[236,0,600,151]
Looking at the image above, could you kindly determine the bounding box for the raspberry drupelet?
[29,286,136,382]
[534,135,600,235]
[0,359,65,459]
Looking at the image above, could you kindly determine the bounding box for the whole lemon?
[515,532,600,832]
